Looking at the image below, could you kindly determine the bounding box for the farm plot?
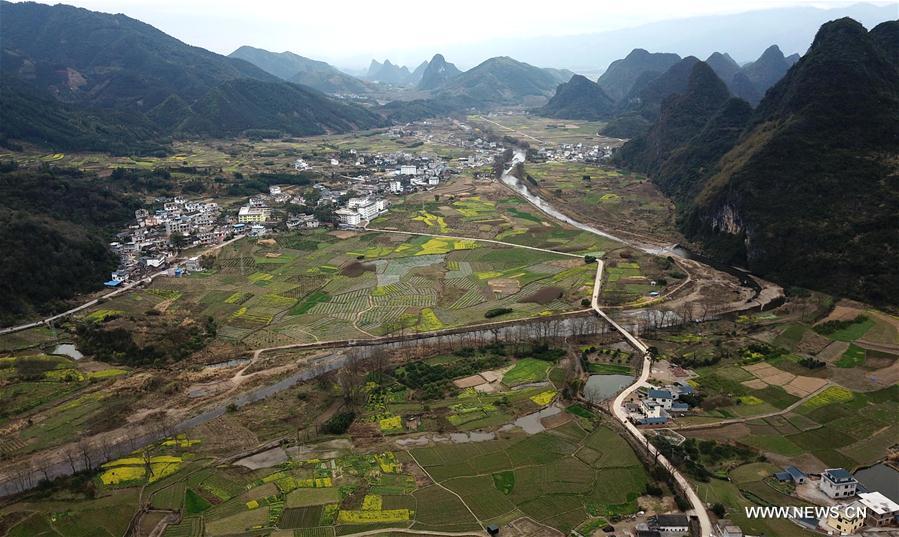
[410,425,650,533]
[81,229,590,343]
[523,160,680,242]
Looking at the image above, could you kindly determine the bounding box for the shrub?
[484,307,513,319]
[321,411,356,434]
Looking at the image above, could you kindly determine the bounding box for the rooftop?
[858,491,899,515]
[824,468,856,482]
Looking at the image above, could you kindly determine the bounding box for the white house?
[820,468,858,499]
[646,389,674,410]
[858,491,899,527]
[389,180,403,194]
[269,185,282,196]
[400,165,417,175]
[355,199,379,220]
[335,208,361,226]
[330,158,339,166]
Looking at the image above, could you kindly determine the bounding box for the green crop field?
[502,358,551,386]
[412,425,649,533]
[76,229,594,345]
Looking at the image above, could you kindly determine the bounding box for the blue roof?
[638,417,669,425]
[787,466,806,478]
[824,468,855,482]
[671,402,690,411]
[104,280,122,287]
[775,471,792,481]
[678,384,694,394]
[647,389,672,399]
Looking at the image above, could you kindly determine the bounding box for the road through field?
[667,382,833,431]
[0,234,246,336]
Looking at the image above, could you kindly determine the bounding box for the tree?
[170,232,188,249]
[712,503,726,517]
[338,351,367,407]
[584,255,597,264]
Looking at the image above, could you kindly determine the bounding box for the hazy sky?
[15,0,892,67]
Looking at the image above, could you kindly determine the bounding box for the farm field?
[0,129,466,177]
[411,423,650,532]
[600,254,684,306]
[523,161,681,242]
[77,229,597,345]
[685,383,899,470]
[1,422,654,537]
[467,114,614,146]
[0,354,130,456]
[360,346,566,435]
[371,175,619,258]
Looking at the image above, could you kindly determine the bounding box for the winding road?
[588,260,712,537]
[0,234,246,336]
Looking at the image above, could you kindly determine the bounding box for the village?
[101,126,511,288]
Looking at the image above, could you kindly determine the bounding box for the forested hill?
[617,18,899,307]
[0,1,386,152]
[0,164,140,326]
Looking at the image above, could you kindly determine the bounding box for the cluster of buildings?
[334,196,389,227]
[533,142,614,163]
[107,196,231,285]
[625,382,694,426]
[771,466,899,535]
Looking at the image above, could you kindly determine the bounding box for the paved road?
[0,235,245,336]
[668,382,832,431]
[590,262,712,537]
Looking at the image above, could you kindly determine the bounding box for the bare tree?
[77,439,94,471]
[63,446,79,474]
[338,351,367,407]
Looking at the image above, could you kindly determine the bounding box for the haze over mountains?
[426,3,897,72]
[536,42,804,137]
[228,46,371,95]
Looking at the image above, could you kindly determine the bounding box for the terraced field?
[79,229,595,345]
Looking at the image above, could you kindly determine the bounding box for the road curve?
[591,260,711,537]
[0,235,246,336]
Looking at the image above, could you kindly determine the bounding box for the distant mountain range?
[366,59,414,85]
[431,3,898,71]
[538,42,802,135]
[706,46,799,104]
[228,46,371,95]
[616,18,899,306]
[0,1,385,152]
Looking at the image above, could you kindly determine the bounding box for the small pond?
[855,463,899,503]
[584,374,634,402]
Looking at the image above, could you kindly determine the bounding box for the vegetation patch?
[503,358,551,386]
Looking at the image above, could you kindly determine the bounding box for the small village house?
[820,468,858,499]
